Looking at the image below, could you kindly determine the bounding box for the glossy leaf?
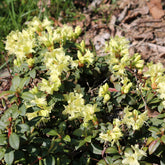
[21,92,34,101]
[47,129,59,136]
[146,137,155,146]
[9,133,20,150]
[161,135,165,144]
[4,149,14,165]
[0,134,7,145]
[105,146,118,154]
[29,69,36,78]
[0,147,6,160]
[19,77,30,89]
[91,143,102,155]
[97,159,107,165]
[148,126,160,134]
[73,128,83,137]
[0,121,7,130]
[149,139,160,155]
[105,156,113,164]
[10,76,21,91]
[63,135,71,142]
[17,123,30,133]
[43,156,56,165]
[0,91,15,98]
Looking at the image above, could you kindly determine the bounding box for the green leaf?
[17,124,30,133]
[0,121,7,130]
[146,137,155,146]
[75,136,92,150]
[19,104,26,116]
[85,136,92,143]
[149,139,160,155]
[127,95,136,105]
[10,104,19,119]
[0,147,6,160]
[47,129,59,136]
[73,128,83,137]
[63,135,71,142]
[148,126,160,134]
[105,146,118,154]
[161,135,165,144]
[75,140,86,150]
[21,92,34,101]
[4,149,14,165]
[44,156,56,165]
[97,159,107,165]
[91,143,102,155]
[158,103,164,113]
[0,91,15,98]
[112,155,121,161]
[148,98,161,104]
[19,77,30,89]
[146,92,154,103]
[10,76,21,91]
[160,160,165,165]
[113,159,122,164]
[29,69,36,78]
[0,134,7,145]
[105,156,113,164]
[9,133,20,150]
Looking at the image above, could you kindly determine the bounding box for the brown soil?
[1,0,165,92]
[71,0,165,65]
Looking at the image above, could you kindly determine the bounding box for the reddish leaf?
[149,139,160,155]
[108,88,119,92]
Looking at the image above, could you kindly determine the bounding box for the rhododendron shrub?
[0,17,165,165]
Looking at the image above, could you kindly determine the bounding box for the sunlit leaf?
[149,139,160,155]
[91,143,102,155]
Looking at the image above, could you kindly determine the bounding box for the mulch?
[71,0,165,65]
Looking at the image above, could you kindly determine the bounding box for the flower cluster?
[105,36,144,94]
[99,119,123,146]
[144,62,165,107]
[26,95,53,121]
[77,40,94,67]
[39,48,76,94]
[99,106,148,145]
[98,83,111,103]
[5,17,81,68]
[5,30,36,66]
[122,107,148,131]
[122,144,146,165]
[62,91,99,126]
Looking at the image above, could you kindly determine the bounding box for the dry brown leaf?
[147,0,165,19]
[146,106,160,118]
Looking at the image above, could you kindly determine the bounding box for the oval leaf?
[19,77,30,89]
[9,133,20,150]
[10,76,21,91]
[148,126,160,134]
[91,143,102,155]
[4,150,14,165]
[105,146,118,154]
[161,135,165,144]
[21,92,34,101]
[97,159,107,165]
[149,139,160,155]
[44,156,56,165]
[146,137,155,146]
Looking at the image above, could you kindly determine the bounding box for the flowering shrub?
[1,17,165,165]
